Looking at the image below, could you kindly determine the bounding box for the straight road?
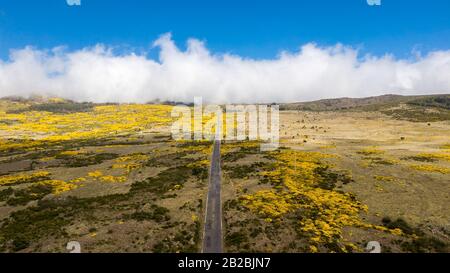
[202,140,223,253]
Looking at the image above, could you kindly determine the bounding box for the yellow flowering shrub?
[99,175,127,183]
[186,159,210,170]
[240,148,402,251]
[0,171,51,186]
[111,163,141,174]
[241,190,294,218]
[0,104,174,153]
[0,170,79,198]
[357,147,384,156]
[70,177,87,183]
[416,152,450,162]
[319,144,337,150]
[37,180,78,194]
[115,154,150,162]
[88,170,127,183]
[374,175,395,182]
[88,170,103,179]
[410,164,450,174]
[59,150,86,156]
[441,144,450,150]
[112,153,150,174]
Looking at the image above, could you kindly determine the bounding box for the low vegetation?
[1,96,448,253]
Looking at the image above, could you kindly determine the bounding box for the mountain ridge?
[280,94,450,111]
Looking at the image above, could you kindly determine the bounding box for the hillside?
[280,94,449,111]
[280,94,450,122]
[0,95,449,253]
[2,94,450,123]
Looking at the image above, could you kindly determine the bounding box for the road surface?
[202,140,223,253]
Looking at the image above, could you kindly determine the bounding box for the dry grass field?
[222,108,449,253]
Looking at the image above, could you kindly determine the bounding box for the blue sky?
[0,0,449,60]
[1,0,449,103]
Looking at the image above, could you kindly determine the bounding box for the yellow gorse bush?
[441,144,450,150]
[112,153,150,174]
[416,152,450,162]
[0,104,174,152]
[99,175,127,183]
[241,149,402,251]
[88,170,103,179]
[59,150,86,156]
[0,171,78,196]
[37,180,78,194]
[88,170,127,183]
[374,175,395,182]
[357,147,384,156]
[410,164,450,174]
[0,171,51,186]
[115,154,150,163]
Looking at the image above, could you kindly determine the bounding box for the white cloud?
[0,33,449,103]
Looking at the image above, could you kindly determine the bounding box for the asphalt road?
[202,140,223,253]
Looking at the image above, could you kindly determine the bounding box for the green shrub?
[314,166,353,190]
[225,231,248,247]
[0,187,14,202]
[124,205,170,223]
[12,236,30,251]
[408,96,450,110]
[56,153,118,168]
[6,184,53,206]
[384,218,414,235]
[131,166,191,195]
[401,236,448,253]
[401,156,436,162]
[191,166,208,180]
[8,102,94,114]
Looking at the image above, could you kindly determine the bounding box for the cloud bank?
[0,33,449,103]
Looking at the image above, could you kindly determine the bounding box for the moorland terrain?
[0,94,448,253]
